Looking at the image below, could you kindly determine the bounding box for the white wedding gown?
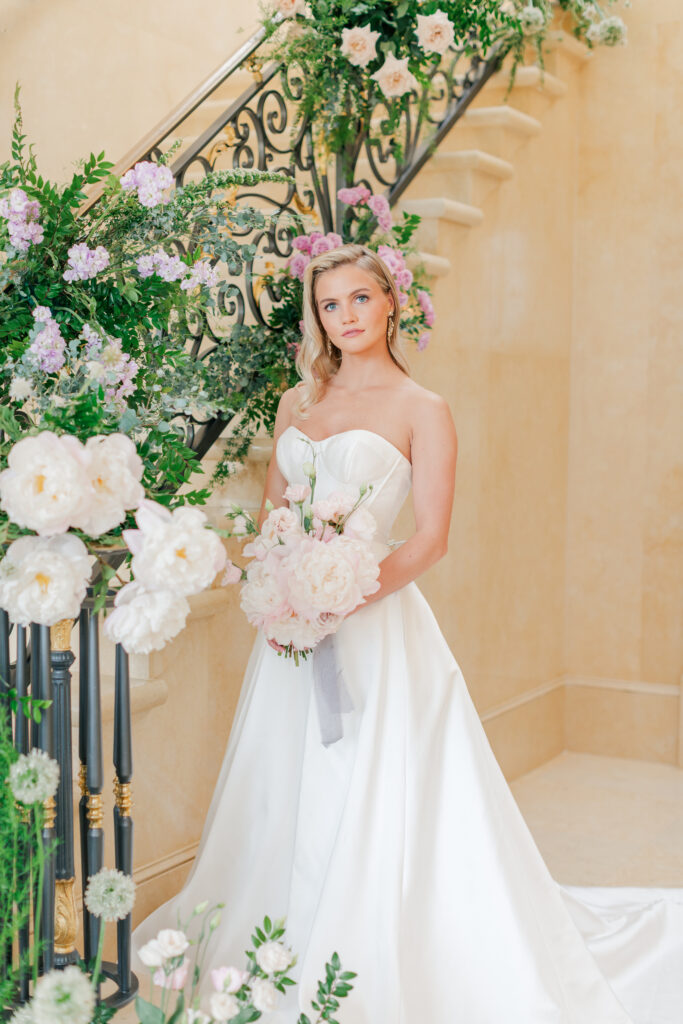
[133,426,683,1023]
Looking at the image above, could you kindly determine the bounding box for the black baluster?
[78,608,90,964]
[49,618,79,967]
[112,643,134,996]
[30,623,40,750]
[15,625,30,1002]
[35,625,55,975]
[85,609,104,993]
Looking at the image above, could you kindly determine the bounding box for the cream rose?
[209,991,240,1021]
[274,0,308,16]
[249,977,280,1013]
[416,10,455,55]
[340,25,381,68]
[370,53,418,98]
[255,939,294,973]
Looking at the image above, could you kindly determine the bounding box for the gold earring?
[387,311,394,342]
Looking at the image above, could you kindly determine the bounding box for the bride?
[133,244,682,1022]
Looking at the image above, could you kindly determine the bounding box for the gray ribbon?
[312,632,355,746]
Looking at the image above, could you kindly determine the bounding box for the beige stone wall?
[0,0,261,181]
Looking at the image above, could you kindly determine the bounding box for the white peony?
[156,928,190,960]
[123,499,226,596]
[102,581,190,654]
[260,506,302,542]
[370,53,418,98]
[416,10,455,55]
[0,534,93,626]
[285,536,363,618]
[249,977,280,1012]
[0,431,90,536]
[32,965,95,1024]
[340,24,381,68]
[73,434,144,537]
[209,991,241,1021]
[255,939,294,973]
[240,559,289,627]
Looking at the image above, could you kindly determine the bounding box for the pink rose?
[291,234,312,252]
[153,962,188,990]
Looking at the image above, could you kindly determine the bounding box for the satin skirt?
[132,582,683,1023]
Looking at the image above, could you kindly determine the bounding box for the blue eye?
[356,294,368,303]
[324,302,337,311]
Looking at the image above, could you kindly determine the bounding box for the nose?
[342,304,358,323]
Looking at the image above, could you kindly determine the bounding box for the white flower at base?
[84,867,136,921]
[123,499,226,596]
[73,434,144,537]
[0,534,93,626]
[0,431,90,535]
[209,991,241,1021]
[8,1006,33,1024]
[255,938,294,973]
[31,965,95,1024]
[156,928,190,960]
[9,749,60,805]
[249,976,280,1012]
[416,10,455,55]
[370,53,418,98]
[103,581,190,654]
[587,15,627,46]
[340,24,381,68]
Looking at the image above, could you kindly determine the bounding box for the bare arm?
[256,386,299,530]
[357,394,457,608]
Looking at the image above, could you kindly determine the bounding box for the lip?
[342,328,363,337]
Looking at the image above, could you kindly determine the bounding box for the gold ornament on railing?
[54,878,78,956]
[114,778,133,818]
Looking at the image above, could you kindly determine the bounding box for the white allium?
[8,1006,34,1024]
[519,3,548,35]
[9,749,60,805]
[156,928,190,960]
[0,431,90,536]
[123,499,226,596]
[255,939,294,973]
[84,867,136,922]
[0,533,93,627]
[31,965,95,1024]
[73,434,144,537]
[587,15,627,46]
[102,581,190,654]
[9,377,33,401]
[209,992,241,1021]
[249,977,280,1012]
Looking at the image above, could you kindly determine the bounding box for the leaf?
[134,997,165,1024]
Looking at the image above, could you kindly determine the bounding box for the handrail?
[80,13,282,212]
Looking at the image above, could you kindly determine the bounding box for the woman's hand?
[266,637,286,653]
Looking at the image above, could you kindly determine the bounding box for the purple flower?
[180,260,219,291]
[417,332,430,351]
[337,185,371,206]
[0,188,44,252]
[397,290,409,306]
[377,244,405,276]
[27,307,66,373]
[63,243,110,282]
[120,161,174,208]
[396,268,413,290]
[135,248,187,283]
[417,288,436,326]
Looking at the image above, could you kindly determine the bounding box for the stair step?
[544,29,595,64]
[407,250,451,278]
[400,196,484,228]
[487,65,569,98]
[462,105,542,136]
[431,149,514,179]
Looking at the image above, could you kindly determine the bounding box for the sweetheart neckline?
[282,425,412,469]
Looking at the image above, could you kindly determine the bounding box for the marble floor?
[113,749,683,1020]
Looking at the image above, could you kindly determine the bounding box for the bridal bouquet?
[223,451,380,662]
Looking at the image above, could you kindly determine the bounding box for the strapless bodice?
[276,426,412,554]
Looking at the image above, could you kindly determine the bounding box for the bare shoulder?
[275,383,305,424]
[403,381,456,438]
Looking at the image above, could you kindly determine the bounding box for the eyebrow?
[317,287,370,304]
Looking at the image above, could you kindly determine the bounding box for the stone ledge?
[400,196,484,227]
[429,149,515,180]
[462,105,543,135]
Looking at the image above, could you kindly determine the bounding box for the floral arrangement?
[135,905,356,1023]
[222,439,380,662]
[214,186,433,482]
[261,0,629,156]
[0,94,297,646]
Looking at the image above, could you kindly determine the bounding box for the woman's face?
[314,263,394,356]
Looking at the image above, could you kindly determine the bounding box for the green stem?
[32,808,45,990]
[91,914,107,999]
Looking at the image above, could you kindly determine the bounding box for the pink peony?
[310,236,335,256]
[417,332,430,351]
[337,185,371,206]
[287,252,311,281]
[291,234,312,253]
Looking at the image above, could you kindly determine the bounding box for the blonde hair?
[293,242,411,417]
